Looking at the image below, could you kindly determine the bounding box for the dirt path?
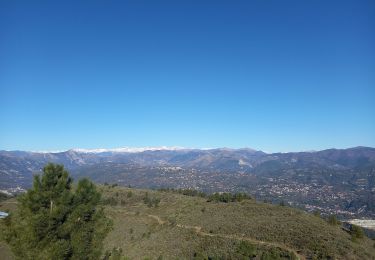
[146,214,305,260]
[111,208,305,260]
[147,214,166,225]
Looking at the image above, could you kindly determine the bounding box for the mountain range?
[1,146,375,218]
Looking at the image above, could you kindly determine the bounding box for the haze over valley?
[2,146,375,220]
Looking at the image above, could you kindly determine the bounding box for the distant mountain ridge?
[32,146,191,154]
[1,146,374,186]
[8,146,368,154]
[1,145,373,169]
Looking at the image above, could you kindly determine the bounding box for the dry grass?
[100,186,375,259]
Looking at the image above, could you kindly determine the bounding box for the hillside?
[2,186,375,259]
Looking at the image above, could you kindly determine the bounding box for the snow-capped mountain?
[70,146,189,154]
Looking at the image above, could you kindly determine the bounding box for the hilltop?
[2,185,375,259]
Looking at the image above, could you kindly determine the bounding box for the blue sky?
[0,0,374,152]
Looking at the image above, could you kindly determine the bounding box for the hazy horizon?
[2,145,374,154]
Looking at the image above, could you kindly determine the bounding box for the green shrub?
[350,224,364,241]
[327,215,340,225]
[313,210,321,217]
[260,247,297,260]
[159,188,207,198]
[207,192,251,203]
[236,241,257,258]
[0,191,10,202]
[143,193,161,208]
[103,247,123,260]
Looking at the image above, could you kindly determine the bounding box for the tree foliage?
[143,192,160,208]
[207,192,251,203]
[158,188,207,198]
[350,224,364,241]
[0,191,10,202]
[1,163,112,260]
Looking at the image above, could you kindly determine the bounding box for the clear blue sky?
[0,0,374,152]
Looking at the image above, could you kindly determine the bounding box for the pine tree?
[1,163,112,260]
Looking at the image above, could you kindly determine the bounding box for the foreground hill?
[3,185,374,259]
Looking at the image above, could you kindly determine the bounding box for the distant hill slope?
[2,186,375,259]
[1,147,375,217]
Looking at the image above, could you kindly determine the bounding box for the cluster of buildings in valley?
[2,165,374,220]
[253,178,373,218]
[0,186,26,195]
[142,166,375,219]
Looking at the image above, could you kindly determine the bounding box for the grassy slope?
[1,187,375,259]
[0,241,14,260]
[0,198,17,259]
[101,186,375,259]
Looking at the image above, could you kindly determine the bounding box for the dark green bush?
[350,224,364,241]
[143,192,160,208]
[207,192,251,203]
